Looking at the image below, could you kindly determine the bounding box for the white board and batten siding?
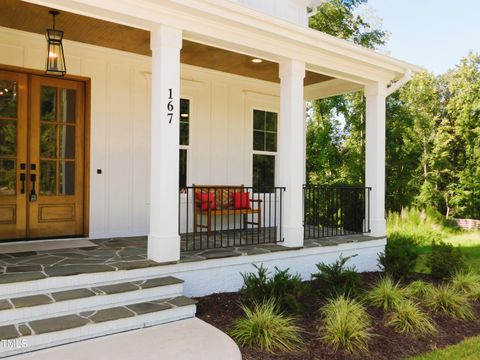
[0,26,282,239]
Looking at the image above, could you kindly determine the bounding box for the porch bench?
[193,185,262,235]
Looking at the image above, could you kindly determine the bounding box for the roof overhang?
[21,0,422,85]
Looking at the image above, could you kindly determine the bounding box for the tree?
[306,0,387,186]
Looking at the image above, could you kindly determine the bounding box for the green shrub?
[425,284,475,320]
[404,280,435,301]
[378,232,419,280]
[312,254,362,298]
[229,299,305,353]
[385,299,436,335]
[320,295,372,353]
[365,276,405,312]
[450,270,480,301]
[240,264,308,313]
[427,241,466,279]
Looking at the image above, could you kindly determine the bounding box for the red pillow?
[232,192,251,209]
[196,193,215,210]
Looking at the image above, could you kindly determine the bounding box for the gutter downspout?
[385,69,412,96]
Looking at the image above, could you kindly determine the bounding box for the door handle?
[19,173,26,194]
[29,173,37,202]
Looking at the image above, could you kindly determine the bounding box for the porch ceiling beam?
[22,0,421,85]
[304,79,363,100]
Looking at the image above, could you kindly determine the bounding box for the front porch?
[0,233,377,284]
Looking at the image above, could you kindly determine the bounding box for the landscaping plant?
[426,241,466,279]
[229,299,305,354]
[385,299,436,335]
[365,276,406,311]
[404,280,435,301]
[240,264,308,313]
[320,295,372,354]
[312,254,362,298]
[378,232,419,280]
[450,270,480,300]
[425,284,475,320]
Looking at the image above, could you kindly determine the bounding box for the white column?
[364,82,387,237]
[148,25,182,262]
[278,59,306,247]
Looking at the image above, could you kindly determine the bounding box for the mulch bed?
[195,272,480,360]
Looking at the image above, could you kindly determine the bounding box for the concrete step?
[0,295,197,358]
[0,276,184,325]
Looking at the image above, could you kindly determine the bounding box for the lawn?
[415,231,480,274]
[408,335,480,360]
[386,208,480,273]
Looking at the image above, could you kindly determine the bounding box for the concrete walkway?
[10,318,241,360]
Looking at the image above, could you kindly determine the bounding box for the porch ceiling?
[1,0,332,86]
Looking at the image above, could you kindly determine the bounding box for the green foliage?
[378,232,419,279]
[450,270,480,301]
[385,299,436,335]
[309,0,387,49]
[312,254,362,298]
[425,284,475,320]
[240,265,309,314]
[365,276,406,312]
[229,299,305,354]
[404,280,435,301]
[320,295,372,353]
[427,241,466,279]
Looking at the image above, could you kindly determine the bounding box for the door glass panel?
[59,161,75,195]
[0,159,15,195]
[40,160,57,195]
[40,124,57,158]
[0,120,17,156]
[0,80,17,118]
[59,125,75,159]
[59,89,76,124]
[40,87,56,121]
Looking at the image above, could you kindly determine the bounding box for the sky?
[364,0,480,74]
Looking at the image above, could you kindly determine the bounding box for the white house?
[0,0,421,356]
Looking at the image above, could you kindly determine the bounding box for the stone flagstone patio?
[0,234,377,284]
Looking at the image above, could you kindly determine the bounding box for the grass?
[229,299,305,353]
[384,299,436,335]
[386,209,480,274]
[408,335,480,360]
[364,276,406,311]
[320,295,372,353]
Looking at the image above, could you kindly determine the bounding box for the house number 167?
[167,88,174,124]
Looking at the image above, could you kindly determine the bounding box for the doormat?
[0,239,97,254]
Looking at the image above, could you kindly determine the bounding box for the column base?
[147,234,180,263]
[367,219,387,238]
[280,226,304,248]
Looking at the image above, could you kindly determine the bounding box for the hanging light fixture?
[45,10,66,75]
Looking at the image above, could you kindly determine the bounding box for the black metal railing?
[179,186,285,251]
[303,184,371,239]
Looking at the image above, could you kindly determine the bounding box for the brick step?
[0,295,197,358]
[0,276,184,326]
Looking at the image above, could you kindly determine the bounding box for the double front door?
[0,70,85,240]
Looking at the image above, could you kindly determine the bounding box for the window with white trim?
[179,98,190,192]
[252,109,277,193]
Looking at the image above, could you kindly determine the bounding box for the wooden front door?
[0,70,85,240]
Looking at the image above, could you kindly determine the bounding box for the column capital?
[279,59,305,79]
[150,25,183,51]
[364,82,387,97]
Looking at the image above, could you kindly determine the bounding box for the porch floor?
[0,234,378,284]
